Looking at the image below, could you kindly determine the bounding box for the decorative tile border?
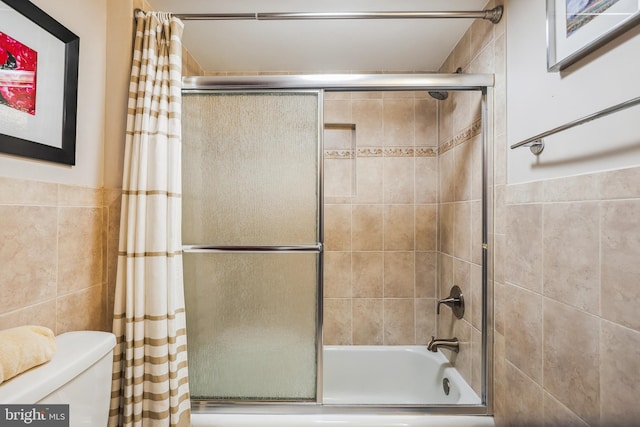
[357,148,383,157]
[416,147,437,157]
[324,147,437,159]
[324,150,354,159]
[439,119,482,155]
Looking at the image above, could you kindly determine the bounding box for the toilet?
[0,330,116,427]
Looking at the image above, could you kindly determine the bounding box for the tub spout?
[427,336,459,353]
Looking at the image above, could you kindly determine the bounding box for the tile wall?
[495,168,640,426]
[322,90,440,345]
[0,177,121,334]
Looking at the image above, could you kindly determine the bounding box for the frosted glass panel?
[182,92,319,245]
[184,253,318,400]
[181,91,320,401]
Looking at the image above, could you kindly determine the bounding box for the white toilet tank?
[0,330,116,427]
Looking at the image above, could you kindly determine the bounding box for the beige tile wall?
[496,168,640,427]
[322,90,440,345]
[0,177,121,335]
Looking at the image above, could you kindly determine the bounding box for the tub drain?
[442,377,451,396]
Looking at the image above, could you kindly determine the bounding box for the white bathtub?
[191,345,493,427]
[323,345,481,405]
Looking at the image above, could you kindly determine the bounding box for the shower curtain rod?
[136,6,503,24]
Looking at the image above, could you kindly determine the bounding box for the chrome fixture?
[437,285,465,319]
[428,68,463,101]
[427,336,459,353]
[510,95,640,156]
[161,6,504,24]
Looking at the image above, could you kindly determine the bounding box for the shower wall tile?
[351,205,383,251]
[323,298,352,345]
[415,204,437,251]
[383,252,414,298]
[0,299,57,332]
[504,283,542,383]
[383,156,415,203]
[471,326,482,395]
[352,99,383,147]
[543,202,600,315]
[414,98,438,147]
[543,392,590,427]
[601,200,640,332]
[383,99,415,146]
[324,204,352,251]
[352,252,383,298]
[438,202,454,254]
[415,252,437,298]
[383,205,414,251]
[0,177,112,335]
[454,141,473,201]
[453,202,472,262]
[354,157,383,204]
[351,91,382,100]
[57,207,103,295]
[438,151,455,203]
[0,205,57,314]
[505,204,543,293]
[415,157,438,204]
[415,298,436,344]
[57,284,106,334]
[352,298,383,345]
[543,299,600,426]
[383,299,415,345]
[324,251,352,298]
[471,201,483,266]
[600,320,640,426]
[470,263,482,331]
[324,128,352,150]
[324,158,354,198]
[503,362,544,427]
[324,99,352,123]
[598,166,640,199]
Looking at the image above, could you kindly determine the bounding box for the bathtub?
[323,345,481,405]
[191,345,494,427]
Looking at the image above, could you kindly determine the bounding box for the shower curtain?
[109,11,190,427]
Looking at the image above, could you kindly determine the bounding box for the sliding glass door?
[181,92,322,401]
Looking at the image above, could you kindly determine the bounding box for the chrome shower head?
[428,67,462,101]
[428,91,449,100]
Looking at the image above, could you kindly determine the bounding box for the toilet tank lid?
[0,331,116,404]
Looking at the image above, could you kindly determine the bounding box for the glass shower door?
[181,92,322,401]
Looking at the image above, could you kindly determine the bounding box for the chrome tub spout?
[427,336,459,353]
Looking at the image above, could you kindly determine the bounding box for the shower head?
[428,67,462,101]
[428,91,449,100]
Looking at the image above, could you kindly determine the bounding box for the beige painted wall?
[0,0,108,187]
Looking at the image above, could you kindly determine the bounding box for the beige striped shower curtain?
[109,11,190,427]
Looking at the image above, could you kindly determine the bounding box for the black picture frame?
[0,0,79,165]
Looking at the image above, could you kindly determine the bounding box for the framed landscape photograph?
[547,0,640,71]
[0,0,79,165]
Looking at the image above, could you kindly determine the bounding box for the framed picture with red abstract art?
[0,0,78,165]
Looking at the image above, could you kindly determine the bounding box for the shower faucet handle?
[437,285,465,319]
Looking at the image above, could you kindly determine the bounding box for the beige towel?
[0,325,57,385]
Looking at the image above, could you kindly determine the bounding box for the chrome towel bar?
[510,95,640,155]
